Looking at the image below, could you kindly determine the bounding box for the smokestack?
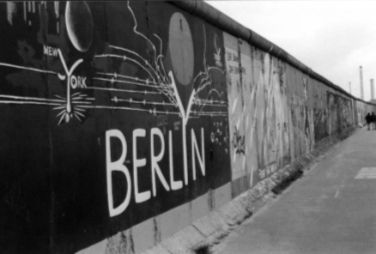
[360,66,364,100]
[371,79,375,100]
[349,82,352,94]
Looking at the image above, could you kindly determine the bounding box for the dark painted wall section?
[0,2,231,253]
[0,1,373,253]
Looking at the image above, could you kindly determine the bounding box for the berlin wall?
[0,1,374,253]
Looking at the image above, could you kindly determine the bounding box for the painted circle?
[65,1,93,52]
[168,13,194,86]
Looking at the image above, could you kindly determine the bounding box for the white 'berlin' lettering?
[105,126,206,217]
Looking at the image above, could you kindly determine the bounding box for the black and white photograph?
[0,1,374,253]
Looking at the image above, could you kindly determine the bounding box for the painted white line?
[85,86,160,95]
[0,100,60,106]
[0,62,58,75]
[81,104,180,116]
[355,167,376,179]
[112,97,176,107]
[96,71,158,85]
[92,76,159,89]
[334,189,340,199]
[0,94,64,103]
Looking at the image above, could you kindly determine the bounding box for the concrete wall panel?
[240,42,258,187]
[224,32,246,181]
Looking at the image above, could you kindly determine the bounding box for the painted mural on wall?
[253,53,290,183]
[327,91,353,135]
[313,107,328,141]
[224,38,291,186]
[311,81,329,142]
[224,32,246,180]
[289,76,314,158]
[0,1,230,252]
[337,95,353,133]
[223,37,260,188]
[327,91,338,135]
[239,41,258,187]
[356,100,368,126]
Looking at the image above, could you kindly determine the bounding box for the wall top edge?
[169,0,375,106]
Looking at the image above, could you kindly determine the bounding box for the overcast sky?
[207,0,376,101]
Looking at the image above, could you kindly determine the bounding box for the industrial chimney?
[360,66,364,100]
[349,82,352,94]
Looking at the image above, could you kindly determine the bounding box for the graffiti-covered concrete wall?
[0,1,374,253]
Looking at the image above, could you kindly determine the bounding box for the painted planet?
[65,1,93,52]
[168,13,194,86]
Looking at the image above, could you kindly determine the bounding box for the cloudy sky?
[207,0,376,101]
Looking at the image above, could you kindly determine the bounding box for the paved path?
[217,129,376,254]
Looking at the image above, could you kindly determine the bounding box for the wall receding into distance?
[0,1,374,253]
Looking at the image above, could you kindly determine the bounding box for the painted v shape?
[169,71,196,125]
